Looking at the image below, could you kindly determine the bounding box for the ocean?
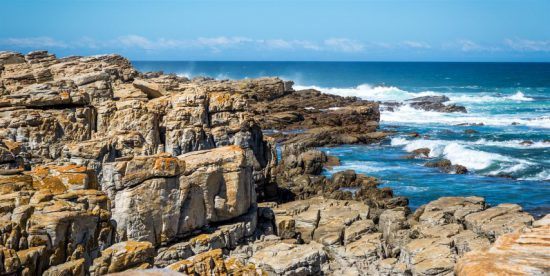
[133,61,550,216]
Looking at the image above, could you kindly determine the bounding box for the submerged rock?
[425,158,468,174]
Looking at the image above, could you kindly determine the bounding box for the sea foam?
[296,84,547,128]
[390,137,533,172]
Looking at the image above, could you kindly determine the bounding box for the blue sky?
[1,0,549,61]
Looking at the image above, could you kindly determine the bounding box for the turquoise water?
[133,61,550,216]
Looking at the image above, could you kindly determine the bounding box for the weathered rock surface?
[456,215,550,275]
[0,51,283,274]
[1,51,547,275]
[90,241,155,275]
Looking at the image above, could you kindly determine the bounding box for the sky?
[1,0,549,61]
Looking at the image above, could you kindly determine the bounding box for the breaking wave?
[390,137,540,177]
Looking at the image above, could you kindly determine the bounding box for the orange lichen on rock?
[167,249,263,276]
[28,164,93,194]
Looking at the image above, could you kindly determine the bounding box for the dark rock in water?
[425,159,468,174]
[454,165,468,174]
[456,122,484,126]
[406,95,466,113]
[409,101,467,113]
[464,129,479,134]
[409,148,430,158]
[495,172,516,179]
[519,140,534,146]
[425,159,453,169]
[379,101,402,112]
[407,95,450,103]
[324,155,341,169]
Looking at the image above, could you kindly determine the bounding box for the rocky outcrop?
[456,215,550,275]
[0,51,282,274]
[0,165,112,275]
[218,196,537,275]
[103,146,257,246]
[251,88,386,146]
[1,51,547,275]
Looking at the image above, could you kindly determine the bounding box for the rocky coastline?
[0,51,548,275]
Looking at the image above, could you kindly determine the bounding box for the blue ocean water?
[133,61,550,216]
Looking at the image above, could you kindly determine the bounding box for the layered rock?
[0,51,282,274]
[214,196,537,276]
[2,51,547,275]
[456,215,550,275]
[0,165,112,275]
[251,88,386,146]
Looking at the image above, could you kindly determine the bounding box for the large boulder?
[104,146,256,245]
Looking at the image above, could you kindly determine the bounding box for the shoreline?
[0,50,548,275]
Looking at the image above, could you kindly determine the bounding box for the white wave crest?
[296,84,535,103]
[519,170,550,181]
[507,91,534,101]
[390,137,533,171]
[472,139,550,149]
[449,91,534,103]
[381,105,550,128]
[293,84,437,102]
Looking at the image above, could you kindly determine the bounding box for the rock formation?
[0,51,547,275]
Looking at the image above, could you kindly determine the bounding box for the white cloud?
[402,40,431,49]
[117,35,156,49]
[505,38,550,52]
[441,40,501,52]
[324,38,364,52]
[9,36,549,56]
[458,40,483,52]
[259,39,322,50]
[0,37,68,48]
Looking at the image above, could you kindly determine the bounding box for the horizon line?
[131,59,550,63]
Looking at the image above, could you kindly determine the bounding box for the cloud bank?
[1,36,549,58]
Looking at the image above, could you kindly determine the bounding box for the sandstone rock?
[43,258,85,276]
[248,241,327,275]
[399,237,455,275]
[106,146,256,246]
[273,197,370,246]
[456,218,550,275]
[166,248,261,275]
[89,241,155,275]
[464,203,534,241]
[418,196,486,226]
[154,206,257,267]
